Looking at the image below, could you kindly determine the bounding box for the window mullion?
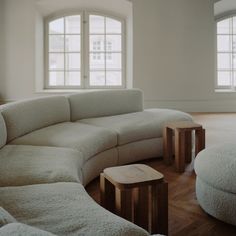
[64,17,66,86]
[104,17,107,86]
[84,12,89,89]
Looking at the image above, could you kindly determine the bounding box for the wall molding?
[0,99,13,105]
[144,99,236,112]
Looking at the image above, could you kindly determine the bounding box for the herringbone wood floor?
[86,114,236,236]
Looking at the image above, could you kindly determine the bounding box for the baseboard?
[144,99,236,113]
[0,99,13,105]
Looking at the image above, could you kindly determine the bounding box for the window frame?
[215,13,236,91]
[44,10,126,90]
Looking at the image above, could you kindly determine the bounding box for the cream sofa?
[0,89,192,236]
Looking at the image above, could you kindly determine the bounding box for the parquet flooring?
[86,159,236,236]
[86,113,236,235]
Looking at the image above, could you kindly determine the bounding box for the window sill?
[35,88,126,94]
[215,89,236,93]
[36,89,83,94]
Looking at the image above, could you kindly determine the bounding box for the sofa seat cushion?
[0,145,83,187]
[0,182,149,236]
[80,108,192,145]
[0,223,57,236]
[10,122,117,161]
[194,143,236,194]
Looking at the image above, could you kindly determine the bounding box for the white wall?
[2,0,236,111]
[0,0,132,101]
[0,0,5,103]
[133,0,236,112]
[215,0,236,17]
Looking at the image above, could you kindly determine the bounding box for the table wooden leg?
[151,181,168,235]
[100,173,115,212]
[133,186,149,232]
[163,127,173,165]
[185,131,192,163]
[115,188,132,221]
[174,130,186,172]
[195,128,205,155]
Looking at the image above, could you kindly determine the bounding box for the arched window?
[216,16,236,90]
[45,12,125,89]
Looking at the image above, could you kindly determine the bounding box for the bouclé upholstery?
[68,89,143,120]
[0,223,57,236]
[0,113,7,149]
[0,183,149,236]
[194,143,236,226]
[0,207,17,227]
[0,96,70,142]
[11,122,117,161]
[0,89,192,235]
[0,145,83,187]
[80,109,192,145]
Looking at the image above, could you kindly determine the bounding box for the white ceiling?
[215,0,236,16]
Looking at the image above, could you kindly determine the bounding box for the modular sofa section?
[0,96,70,142]
[68,89,143,121]
[0,182,149,236]
[11,122,117,162]
[0,145,83,187]
[80,109,192,145]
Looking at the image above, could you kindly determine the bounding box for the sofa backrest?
[68,89,144,121]
[0,96,70,142]
[0,113,7,149]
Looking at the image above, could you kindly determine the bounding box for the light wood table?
[163,121,205,172]
[100,164,168,235]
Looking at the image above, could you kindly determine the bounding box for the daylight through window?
[216,16,236,90]
[46,13,125,89]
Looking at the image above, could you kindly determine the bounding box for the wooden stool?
[100,164,168,235]
[163,121,205,172]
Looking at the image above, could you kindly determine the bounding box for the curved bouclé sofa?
[194,143,236,226]
[0,89,192,235]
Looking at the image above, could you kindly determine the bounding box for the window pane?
[90,15,105,34]
[217,53,231,69]
[65,35,80,52]
[233,36,236,52]
[90,71,105,86]
[90,35,105,52]
[217,35,231,52]
[233,54,236,69]
[49,72,64,86]
[49,18,64,34]
[234,71,236,86]
[106,71,122,86]
[66,71,80,86]
[65,15,81,34]
[217,19,230,34]
[233,17,236,34]
[106,53,121,69]
[49,35,64,52]
[106,35,121,51]
[218,71,231,86]
[49,53,64,70]
[106,17,121,34]
[66,53,80,70]
[90,53,105,69]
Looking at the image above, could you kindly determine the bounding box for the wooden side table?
[163,121,205,172]
[100,164,168,235]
